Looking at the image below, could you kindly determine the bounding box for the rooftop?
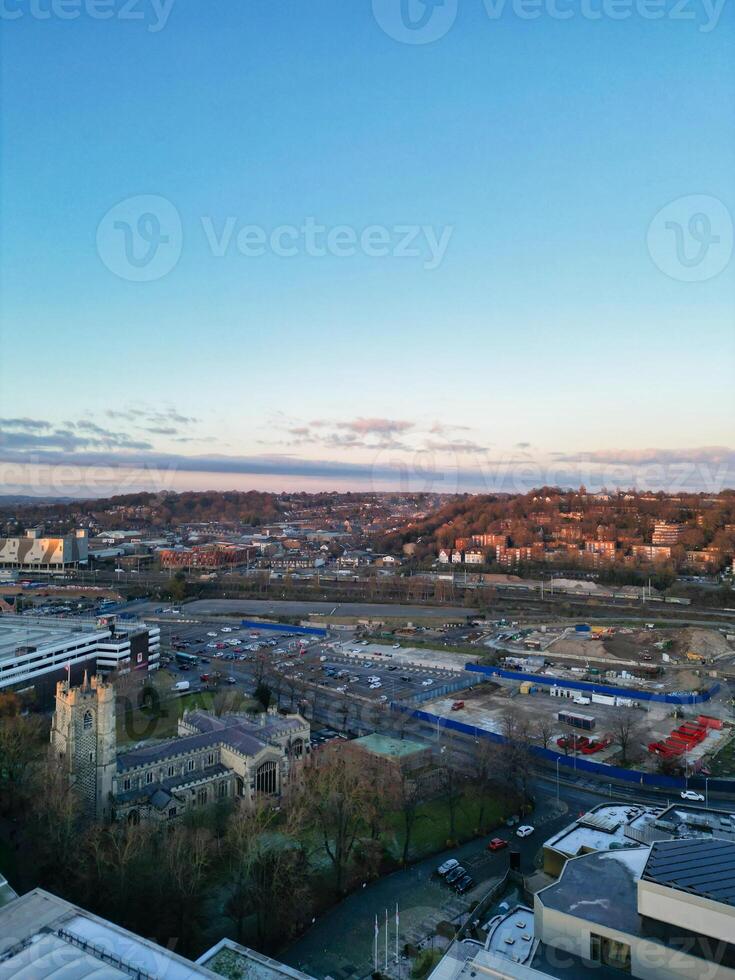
[197,939,315,980]
[0,889,215,979]
[642,837,735,907]
[351,733,428,758]
[0,615,107,664]
[537,847,650,936]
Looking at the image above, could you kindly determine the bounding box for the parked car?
[516,825,535,838]
[445,865,465,885]
[451,701,465,711]
[455,874,474,894]
[437,858,459,877]
[487,838,507,852]
[680,790,705,802]
[206,631,218,637]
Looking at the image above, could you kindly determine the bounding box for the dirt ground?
[548,626,733,668]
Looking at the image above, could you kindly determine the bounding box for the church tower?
[50,673,117,821]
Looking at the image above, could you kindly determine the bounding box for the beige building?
[50,676,309,824]
[0,526,88,571]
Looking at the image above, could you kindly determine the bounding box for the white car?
[680,790,705,802]
[206,642,217,649]
[437,858,459,876]
[378,695,388,703]
[221,627,232,633]
[516,825,535,838]
[206,631,218,638]
[421,679,433,687]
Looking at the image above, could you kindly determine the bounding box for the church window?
[187,759,195,771]
[83,710,93,730]
[123,778,131,791]
[145,771,154,785]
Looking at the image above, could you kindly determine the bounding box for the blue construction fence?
[394,705,735,795]
[465,663,720,706]
[241,619,327,638]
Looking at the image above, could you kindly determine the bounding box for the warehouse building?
[0,526,88,571]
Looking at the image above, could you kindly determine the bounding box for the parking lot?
[156,620,462,705]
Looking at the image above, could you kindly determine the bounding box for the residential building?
[652,522,685,545]
[631,545,672,563]
[159,543,253,568]
[463,549,486,565]
[584,539,616,558]
[472,532,509,548]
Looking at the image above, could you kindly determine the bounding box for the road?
[279,779,619,980]
[179,598,477,619]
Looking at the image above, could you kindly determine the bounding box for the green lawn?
[117,686,257,745]
[381,787,509,860]
[709,734,735,777]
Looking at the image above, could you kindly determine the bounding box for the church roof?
[116,710,304,773]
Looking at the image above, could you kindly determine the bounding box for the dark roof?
[537,847,649,935]
[115,764,230,805]
[117,731,224,770]
[642,838,735,907]
[117,711,304,773]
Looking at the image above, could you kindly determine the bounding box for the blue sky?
[1,0,734,495]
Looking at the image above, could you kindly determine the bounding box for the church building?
[50,675,310,823]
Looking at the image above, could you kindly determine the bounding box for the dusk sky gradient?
[1,0,734,496]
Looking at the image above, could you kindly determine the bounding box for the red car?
[487,838,508,852]
[451,700,465,711]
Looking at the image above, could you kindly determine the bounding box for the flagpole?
[395,902,399,972]
[385,908,388,972]
[374,914,378,974]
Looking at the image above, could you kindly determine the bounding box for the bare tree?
[437,734,465,842]
[611,705,644,765]
[392,768,428,864]
[533,716,555,750]
[299,748,369,893]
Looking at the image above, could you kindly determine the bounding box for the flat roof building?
[0,527,88,571]
[429,803,735,980]
[0,614,159,701]
[0,887,316,980]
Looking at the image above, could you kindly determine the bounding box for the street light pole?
[556,757,560,800]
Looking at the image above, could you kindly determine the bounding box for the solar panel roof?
[642,838,735,907]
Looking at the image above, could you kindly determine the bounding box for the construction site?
[416,620,735,776]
